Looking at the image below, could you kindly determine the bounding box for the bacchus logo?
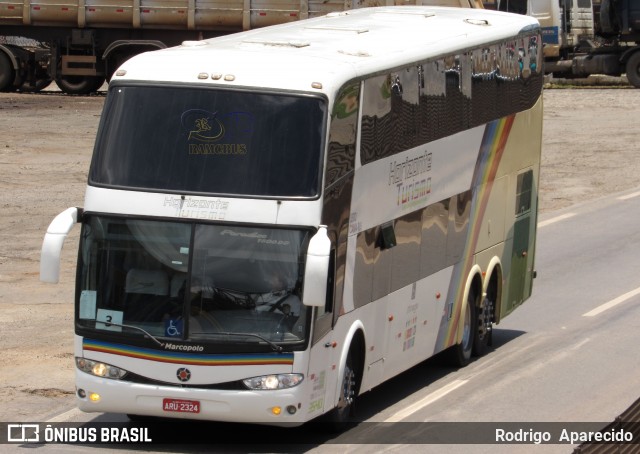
[181,109,253,155]
[188,116,225,141]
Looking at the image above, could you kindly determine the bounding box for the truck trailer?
[484,0,640,87]
[0,0,482,94]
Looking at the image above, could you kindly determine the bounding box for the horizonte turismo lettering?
[163,197,229,210]
[389,151,433,208]
[388,151,432,186]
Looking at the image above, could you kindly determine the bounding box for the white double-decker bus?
[41,6,543,426]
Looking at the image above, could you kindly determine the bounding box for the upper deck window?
[90,85,327,198]
[360,32,543,164]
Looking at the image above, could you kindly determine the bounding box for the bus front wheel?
[323,347,358,431]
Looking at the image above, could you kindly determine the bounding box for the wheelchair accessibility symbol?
[165,319,183,338]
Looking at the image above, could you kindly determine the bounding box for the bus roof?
[115,6,540,96]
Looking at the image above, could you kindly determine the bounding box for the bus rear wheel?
[448,290,475,367]
[473,292,494,357]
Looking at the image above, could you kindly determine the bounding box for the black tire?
[56,76,105,95]
[89,76,107,92]
[20,78,52,93]
[626,52,640,89]
[448,291,475,367]
[473,292,493,357]
[0,52,16,92]
[324,348,358,431]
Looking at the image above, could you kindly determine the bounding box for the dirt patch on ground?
[1,87,639,421]
[0,92,102,420]
[539,87,640,212]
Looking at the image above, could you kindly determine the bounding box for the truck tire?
[626,52,640,89]
[56,76,105,95]
[21,78,52,93]
[0,52,16,92]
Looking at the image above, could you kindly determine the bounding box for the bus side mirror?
[40,207,79,283]
[302,226,331,307]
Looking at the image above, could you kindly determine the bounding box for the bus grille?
[124,372,245,390]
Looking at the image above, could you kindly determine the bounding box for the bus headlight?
[76,357,127,379]
[243,374,303,390]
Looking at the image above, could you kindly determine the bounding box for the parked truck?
[0,0,482,94]
[483,0,640,87]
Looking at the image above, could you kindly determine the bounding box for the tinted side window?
[360,33,543,165]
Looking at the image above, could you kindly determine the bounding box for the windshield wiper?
[192,331,283,353]
[97,321,165,348]
[96,322,283,353]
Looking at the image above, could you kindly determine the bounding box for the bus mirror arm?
[40,207,80,284]
[302,225,331,307]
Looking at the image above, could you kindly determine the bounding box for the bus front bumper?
[75,371,309,425]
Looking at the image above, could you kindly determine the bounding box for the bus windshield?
[76,215,310,352]
[89,85,327,198]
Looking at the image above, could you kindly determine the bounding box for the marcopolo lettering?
[163,343,204,352]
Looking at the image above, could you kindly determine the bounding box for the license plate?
[162,398,200,414]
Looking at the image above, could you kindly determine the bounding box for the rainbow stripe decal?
[434,115,515,351]
[83,339,294,366]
